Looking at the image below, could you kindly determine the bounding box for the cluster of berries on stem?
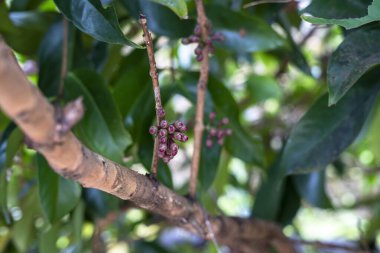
[149,120,188,163]
[181,24,224,62]
[206,112,232,148]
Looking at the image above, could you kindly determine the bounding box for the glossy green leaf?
[74,69,132,152]
[206,4,285,53]
[53,0,142,48]
[208,76,264,166]
[121,0,194,39]
[0,10,56,55]
[199,135,222,191]
[276,178,301,225]
[302,0,380,29]
[37,155,81,223]
[302,0,372,19]
[39,223,60,253]
[328,26,380,105]
[64,72,128,163]
[83,188,119,218]
[151,0,188,19]
[293,170,332,208]
[246,75,282,104]
[280,68,380,176]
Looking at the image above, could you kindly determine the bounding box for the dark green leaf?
[302,0,380,29]
[53,0,142,47]
[280,68,380,175]
[292,170,332,208]
[74,69,132,152]
[199,135,222,191]
[38,223,60,253]
[302,0,372,19]
[37,155,81,223]
[208,76,264,165]
[206,4,285,53]
[10,0,45,11]
[121,0,195,39]
[246,75,282,104]
[328,26,380,105]
[64,72,129,163]
[83,188,119,218]
[276,178,301,226]
[151,0,188,19]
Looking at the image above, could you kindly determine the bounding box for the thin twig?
[243,0,295,8]
[189,0,210,199]
[139,15,164,176]
[58,17,69,98]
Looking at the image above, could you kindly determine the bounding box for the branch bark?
[189,0,210,199]
[0,39,295,253]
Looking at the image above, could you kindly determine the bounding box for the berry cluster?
[181,24,224,62]
[206,112,232,148]
[149,120,188,163]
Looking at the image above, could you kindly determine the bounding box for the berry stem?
[189,0,210,199]
[140,15,164,176]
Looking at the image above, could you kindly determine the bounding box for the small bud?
[172,149,178,156]
[189,35,199,43]
[166,149,173,156]
[218,139,224,145]
[170,143,179,152]
[181,134,189,142]
[209,112,216,121]
[196,54,203,62]
[194,25,201,36]
[210,128,217,136]
[179,125,188,133]
[174,120,184,129]
[168,124,176,134]
[206,139,213,148]
[159,129,168,137]
[158,151,165,158]
[160,137,167,144]
[160,120,168,128]
[159,143,167,153]
[225,129,232,136]
[221,117,229,125]
[194,46,202,55]
[149,126,158,135]
[173,132,182,141]
[217,130,225,139]
[158,108,166,118]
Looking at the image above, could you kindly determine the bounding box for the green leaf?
[208,76,264,166]
[121,0,194,39]
[64,72,129,163]
[246,75,282,104]
[199,135,222,191]
[328,26,380,105]
[37,155,81,223]
[280,68,380,176]
[275,178,301,225]
[83,189,119,218]
[38,223,60,253]
[151,0,188,19]
[53,0,142,48]
[206,4,285,53]
[74,69,132,152]
[302,0,380,29]
[302,0,372,19]
[292,170,332,208]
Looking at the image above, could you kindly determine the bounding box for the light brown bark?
[0,38,296,253]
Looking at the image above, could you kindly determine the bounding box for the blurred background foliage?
[0,0,380,252]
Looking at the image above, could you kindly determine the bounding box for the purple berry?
[225,129,232,136]
[189,35,199,43]
[195,46,202,55]
[221,117,229,125]
[218,139,224,145]
[160,137,167,144]
[158,108,166,118]
[159,144,167,153]
[158,151,165,158]
[168,124,176,134]
[209,112,216,121]
[206,139,213,148]
[217,130,225,139]
[160,120,168,128]
[194,25,201,35]
[174,120,184,130]
[181,134,189,142]
[170,143,179,152]
[172,149,178,156]
[166,149,173,156]
[210,128,217,136]
[173,132,182,141]
[196,54,203,62]
[159,129,168,137]
[182,38,190,44]
[179,125,188,133]
[149,126,158,135]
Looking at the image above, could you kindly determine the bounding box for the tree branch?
[139,15,164,176]
[0,38,295,253]
[189,0,210,199]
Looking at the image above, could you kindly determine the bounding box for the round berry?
[149,126,158,135]
[168,124,176,134]
[210,128,217,136]
[174,120,184,129]
[158,108,166,118]
[225,129,232,136]
[206,139,213,148]
[181,134,189,142]
[217,130,225,139]
[173,132,182,141]
[209,112,216,120]
[221,117,229,125]
[189,35,199,43]
[160,137,167,144]
[179,125,188,133]
[170,143,179,152]
[196,54,203,62]
[194,25,201,36]
[159,144,167,153]
[158,151,165,158]
[160,120,168,128]
[195,46,202,55]
[159,129,168,137]
[218,139,224,145]
[181,38,190,44]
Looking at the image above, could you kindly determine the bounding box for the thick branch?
[0,39,295,253]
[189,0,210,198]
